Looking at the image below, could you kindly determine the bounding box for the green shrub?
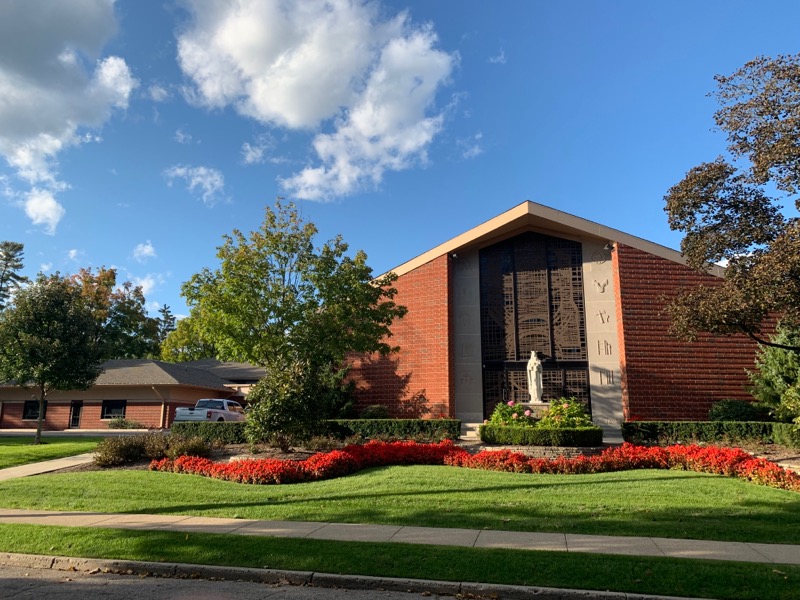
[245,358,321,451]
[749,324,800,405]
[359,405,391,419]
[537,398,594,428]
[708,399,769,422]
[170,421,247,444]
[487,401,537,427]
[329,419,461,441]
[94,435,150,466]
[165,435,212,459]
[621,421,775,445]
[93,432,212,466]
[773,423,800,448]
[479,425,603,446]
[142,433,170,459]
[107,417,147,429]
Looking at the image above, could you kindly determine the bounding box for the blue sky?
[1,0,799,316]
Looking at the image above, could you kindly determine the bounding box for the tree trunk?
[34,385,46,445]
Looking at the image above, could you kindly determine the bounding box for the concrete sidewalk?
[2,451,800,568]
[0,453,95,481]
[1,507,799,566]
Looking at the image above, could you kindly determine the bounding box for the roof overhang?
[384,201,724,278]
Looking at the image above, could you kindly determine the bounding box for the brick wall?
[613,244,762,421]
[350,254,453,418]
[0,402,70,430]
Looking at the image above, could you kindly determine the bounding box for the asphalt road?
[0,565,453,600]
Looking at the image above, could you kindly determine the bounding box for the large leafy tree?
[0,275,104,443]
[0,241,28,310]
[160,315,216,362]
[664,53,800,351]
[181,199,406,440]
[182,199,406,368]
[73,267,160,359]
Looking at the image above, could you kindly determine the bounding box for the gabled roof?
[94,359,234,392]
[183,358,265,383]
[386,201,724,278]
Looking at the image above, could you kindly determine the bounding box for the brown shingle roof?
[95,359,234,392]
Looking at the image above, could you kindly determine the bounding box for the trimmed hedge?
[773,423,800,448]
[170,419,462,444]
[621,421,779,446]
[479,424,604,447]
[170,421,247,444]
[329,418,462,441]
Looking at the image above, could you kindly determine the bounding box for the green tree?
[73,267,160,359]
[181,199,406,443]
[0,241,28,310]
[156,304,177,346]
[664,54,800,351]
[749,324,800,421]
[0,275,104,443]
[160,315,216,362]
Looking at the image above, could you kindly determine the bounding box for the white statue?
[527,351,543,403]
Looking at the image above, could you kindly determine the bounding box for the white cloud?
[40,262,52,273]
[148,84,169,102]
[67,248,80,262]
[132,273,165,297]
[488,49,507,65]
[241,141,265,165]
[24,189,65,235]
[133,240,157,263]
[177,0,456,201]
[164,164,226,206]
[460,131,483,159]
[174,129,194,144]
[0,0,137,233]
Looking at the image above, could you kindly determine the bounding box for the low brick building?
[350,201,762,436]
[0,359,262,430]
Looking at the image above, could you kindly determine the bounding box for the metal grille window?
[479,232,590,418]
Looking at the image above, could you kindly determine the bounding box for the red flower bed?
[148,441,800,493]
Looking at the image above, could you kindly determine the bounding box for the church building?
[350,201,761,437]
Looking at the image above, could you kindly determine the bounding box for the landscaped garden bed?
[148,439,800,492]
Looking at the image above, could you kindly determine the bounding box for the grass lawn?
[0,522,797,600]
[1,464,799,544]
[0,437,102,469]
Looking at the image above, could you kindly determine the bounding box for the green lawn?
[0,437,102,469]
[1,464,799,544]
[0,523,797,600]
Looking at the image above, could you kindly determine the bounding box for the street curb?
[0,552,711,600]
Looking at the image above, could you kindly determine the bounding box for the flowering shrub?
[488,401,538,427]
[149,440,800,493]
[537,398,594,428]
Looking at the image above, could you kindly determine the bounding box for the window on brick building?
[22,401,47,420]
[101,400,126,419]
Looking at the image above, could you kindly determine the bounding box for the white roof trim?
[384,201,723,278]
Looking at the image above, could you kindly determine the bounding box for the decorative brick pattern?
[350,254,453,418]
[613,244,764,421]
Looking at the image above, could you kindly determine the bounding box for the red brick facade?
[350,254,453,417]
[0,400,196,430]
[613,244,762,421]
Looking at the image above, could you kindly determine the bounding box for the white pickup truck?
[173,399,246,422]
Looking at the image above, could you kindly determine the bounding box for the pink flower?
[512,413,518,419]
[524,409,532,417]
[562,403,570,409]
[507,400,515,407]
